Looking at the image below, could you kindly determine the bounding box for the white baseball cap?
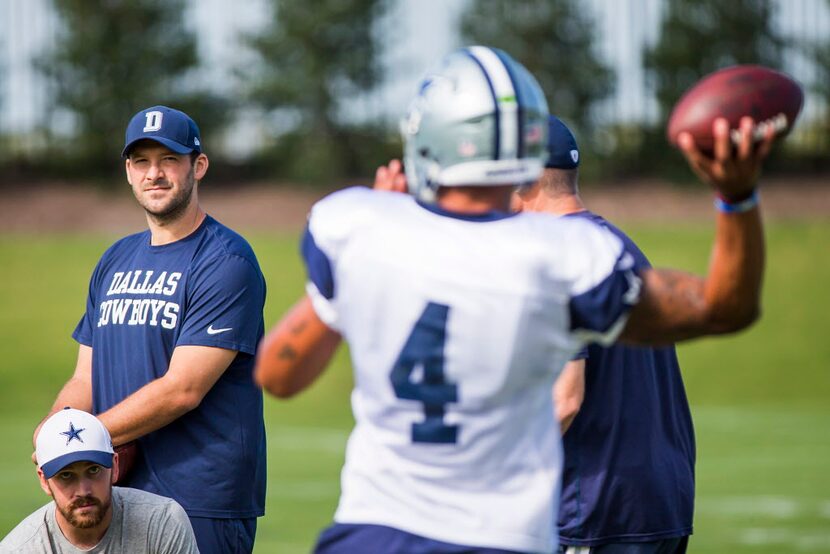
[36,408,114,479]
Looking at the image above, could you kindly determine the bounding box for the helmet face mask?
[401,46,549,203]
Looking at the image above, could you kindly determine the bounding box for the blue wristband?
[714,190,759,213]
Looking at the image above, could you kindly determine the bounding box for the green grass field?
[1,220,829,553]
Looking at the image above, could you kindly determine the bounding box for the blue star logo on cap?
[60,422,85,445]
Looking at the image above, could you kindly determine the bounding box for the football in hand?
[667,65,804,153]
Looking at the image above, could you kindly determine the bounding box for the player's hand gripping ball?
[667,65,803,154]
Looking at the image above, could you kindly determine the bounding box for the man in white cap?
[2,408,198,553]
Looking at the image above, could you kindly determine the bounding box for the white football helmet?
[401,46,549,203]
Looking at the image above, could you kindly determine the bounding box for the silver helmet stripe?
[466,46,519,161]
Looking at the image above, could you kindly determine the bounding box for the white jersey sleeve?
[301,187,378,332]
[541,215,642,346]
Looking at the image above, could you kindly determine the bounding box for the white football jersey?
[302,187,639,553]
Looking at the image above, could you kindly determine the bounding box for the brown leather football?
[667,65,803,153]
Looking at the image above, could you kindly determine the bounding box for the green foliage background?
[644,0,785,122]
[1,219,829,552]
[33,0,228,177]
[8,0,829,183]
[245,0,397,182]
[460,0,614,135]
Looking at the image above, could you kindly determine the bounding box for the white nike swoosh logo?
[207,325,233,335]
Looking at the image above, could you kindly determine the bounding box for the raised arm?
[621,117,774,344]
[254,296,342,398]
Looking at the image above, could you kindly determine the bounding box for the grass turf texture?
[1,221,828,553]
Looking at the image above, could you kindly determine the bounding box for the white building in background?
[0,0,827,157]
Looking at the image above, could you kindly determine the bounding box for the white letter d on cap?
[143,111,163,132]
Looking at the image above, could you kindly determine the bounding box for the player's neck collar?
[416,201,518,222]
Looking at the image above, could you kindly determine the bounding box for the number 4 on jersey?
[389,302,459,444]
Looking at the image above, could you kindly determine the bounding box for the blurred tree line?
[464,0,825,180]
[1,0,829,186]
[34,0,229,177]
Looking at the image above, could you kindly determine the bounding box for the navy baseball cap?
[546,115,579,169]
[122,105,202,157]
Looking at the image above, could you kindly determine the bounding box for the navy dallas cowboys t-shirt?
[73,215,266,518]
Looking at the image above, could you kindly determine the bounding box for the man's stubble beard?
[48,481,112,531]
[60,495,111,529]
[138,164,197,224]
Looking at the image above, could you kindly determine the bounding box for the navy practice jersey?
[302,187,642,553]
[558,211,695,546]
[73,215,267,518]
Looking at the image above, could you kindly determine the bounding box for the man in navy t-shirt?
[34,105,267,554]
[515,116,695,554]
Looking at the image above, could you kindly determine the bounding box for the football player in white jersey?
[255,46,773,554]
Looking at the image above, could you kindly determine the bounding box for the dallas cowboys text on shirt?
[97,270,181,329]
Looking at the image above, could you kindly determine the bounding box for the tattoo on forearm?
[277,343,298,361]
[657,270,706,314]
[290,319,307,335]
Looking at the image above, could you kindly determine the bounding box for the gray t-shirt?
[1,487,199,553]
